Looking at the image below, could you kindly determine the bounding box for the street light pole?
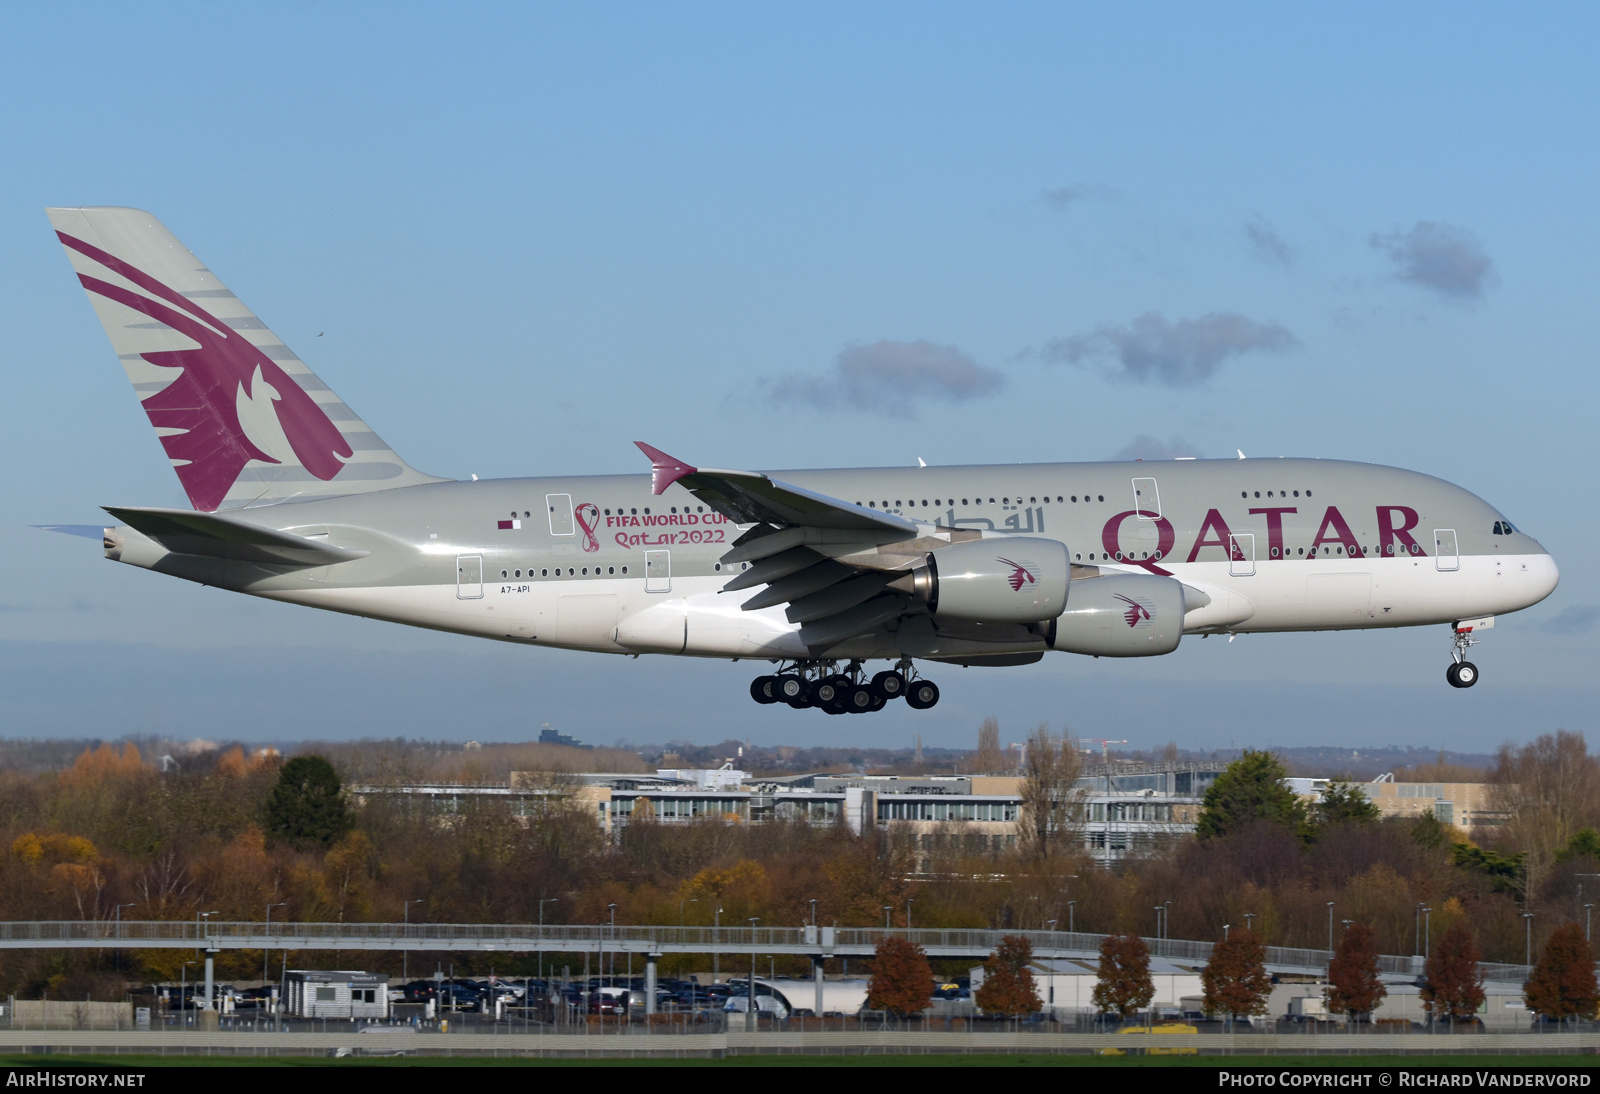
[1326,902,1334,953]
[402,899,422,984]
[1068,900,1075,934]
[906,899,914,931]
[747,918,760,1032]
[264,902,285,996]
[714,905,721,982]
[809,899,817,928]
[607,904,617,985]
[538,898,558,986]
[1523,912,1535,968]
[883,906,892,929]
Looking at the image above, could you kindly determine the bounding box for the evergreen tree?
[866,936,934,1017]
[1525,922,1599,1023]
[1196,750,1308,841]
[1202,928,1271,1024]
[974,934,1040,1017]
[1326,922,1387,1024]
[1315,782,1381,827]
[1555,827,1600,864]
[1421,921,1485,1023]
[1092,933,1154,1018]
[262,755,352,850]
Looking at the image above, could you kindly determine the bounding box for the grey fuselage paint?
[104,457,1558,662]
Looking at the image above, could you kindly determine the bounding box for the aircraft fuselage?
[107,457,1557,664]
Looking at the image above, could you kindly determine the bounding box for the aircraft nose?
[1520,546,1559,608]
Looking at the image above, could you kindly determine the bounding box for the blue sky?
[1,2,1595,753]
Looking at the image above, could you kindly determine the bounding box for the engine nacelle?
[1040,573,1185,657]
[899,536,1070,623]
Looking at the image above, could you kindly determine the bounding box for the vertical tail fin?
[48,207,446,511]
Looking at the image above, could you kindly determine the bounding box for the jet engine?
[894,537,1071,623]
[1035,572,1185,657]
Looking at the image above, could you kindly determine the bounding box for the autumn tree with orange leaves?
[1421,921,1485,1022]
[866,936,933,1016]
[1327,922,1387,1024]
[975,935,1040,1017]
[1525,922,1598,1023]
[1092,933,1154,1018]
[1202,927,1270,1023]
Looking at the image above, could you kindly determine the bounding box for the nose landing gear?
[1446,622,1481,689]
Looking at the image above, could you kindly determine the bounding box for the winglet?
[634,442,698,495]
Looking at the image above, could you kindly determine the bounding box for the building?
[357,760,1229,863]
[1287,775,1506,830]
[284,971,389,1019]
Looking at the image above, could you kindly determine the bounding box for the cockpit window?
[1492,521,1517,535]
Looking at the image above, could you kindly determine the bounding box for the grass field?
[1,1053,1595,1068]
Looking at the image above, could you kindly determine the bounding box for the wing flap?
[797,595,913,651]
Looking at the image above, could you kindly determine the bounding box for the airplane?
[42,207,1560,715]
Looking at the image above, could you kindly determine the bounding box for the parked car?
[586,987,629,1015]
[724,993,789,1020]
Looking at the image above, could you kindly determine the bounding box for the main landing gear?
[1446,624,1480,689]
[749,659,939,714]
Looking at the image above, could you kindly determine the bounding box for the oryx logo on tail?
[56,231,352,512]
[1114,594,1153,628]
[998,557,1036,592]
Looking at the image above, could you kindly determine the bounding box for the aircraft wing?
[635,442,924,651]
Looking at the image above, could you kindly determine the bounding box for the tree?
[866,936,934,1017]
[1092,933,1154,1019]
[1326,922,1387,1024]
[975,717,1007,774]
[1020,724,1083,860]
[1524,922,1599,1023]
[1202,928,1270,1023]
[1555,827,1600,864]
[974,935,1040,1017]
[262,755,352,850]
[1491,731,1600,874]
[1196,750,1308,841]
[1316,782,1381,827]
[1421,921,1485,1023]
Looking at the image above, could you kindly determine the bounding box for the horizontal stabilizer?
[103,506,367,567]
[32,524,106,540]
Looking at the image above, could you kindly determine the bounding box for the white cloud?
[1370,221,1494,298]
[1111,435,1203,461]
[1044,312,1297,386]
[767,340,1004,413]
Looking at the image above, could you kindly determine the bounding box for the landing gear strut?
[747,658,938,713]
[1446,624,1480,689]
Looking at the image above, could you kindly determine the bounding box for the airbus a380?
[43,208,1559,715]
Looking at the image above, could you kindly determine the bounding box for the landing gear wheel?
[844,685,877,713]
[1445,663,1461,687]
[871,670,907,700]
[811,678,842,706]
[904,680,940,710]
[1454,661,1479,688]
[750,676,778,704]
[868,694,886,712]
[775,674,806,704]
